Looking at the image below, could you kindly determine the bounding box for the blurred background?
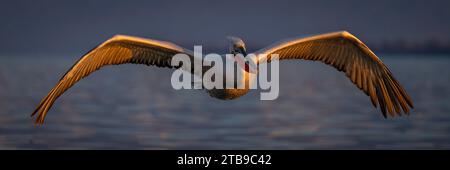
[0,0,449,149]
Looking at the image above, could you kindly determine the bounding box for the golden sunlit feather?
[31,35,196,124]
[256,31,414,117]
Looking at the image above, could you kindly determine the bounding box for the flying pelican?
[31,31,414,124]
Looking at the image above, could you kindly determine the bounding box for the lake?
[0,54,449,149]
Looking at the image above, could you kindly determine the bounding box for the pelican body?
[31,31,414,124]
[206,37,253,100]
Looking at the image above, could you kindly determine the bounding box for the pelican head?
[227,36,247,56]
[227,36,258,74]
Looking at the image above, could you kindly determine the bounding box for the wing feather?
[255,31,413,117]
[32,35,197,124]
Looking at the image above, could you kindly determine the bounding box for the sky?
[1,0,449,55]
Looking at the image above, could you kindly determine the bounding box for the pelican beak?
[247,60,258,74]
[235,55,258,74]
[234,54,255,74]
[245,53,259,74]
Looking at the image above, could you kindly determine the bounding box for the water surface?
[0,55,449,149]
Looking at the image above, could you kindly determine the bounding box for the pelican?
[31,31,414,124]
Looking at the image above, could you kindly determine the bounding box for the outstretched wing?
[32,35,198,124]
[255,31,413,117]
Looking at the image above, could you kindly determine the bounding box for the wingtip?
[381,107,413,118]
[380,106,387,117]
[31,106,43,123]
[34,116,45,125]
[31,105,41,117]
[31,108,47,125]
